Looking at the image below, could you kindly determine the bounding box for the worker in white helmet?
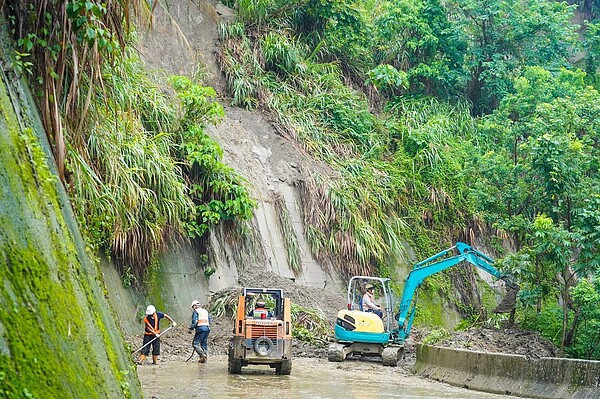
[189,300,212,363]
[138,304,176,365]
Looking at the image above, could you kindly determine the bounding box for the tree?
[291,0,375,79]
[471,67,600,350]
[582,20,600,89]
[372,0,465,97]
[448,0,578,114]
[570,278,600,359]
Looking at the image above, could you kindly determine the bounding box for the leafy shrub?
[422,327,450,345]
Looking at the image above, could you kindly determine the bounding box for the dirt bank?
[436,326,558,359]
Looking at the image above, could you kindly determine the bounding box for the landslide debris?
[128,271,561,365]
[435,326,559,359]
[130,0,561,367]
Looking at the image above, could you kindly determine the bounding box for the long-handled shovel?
[131,325,174,356]
[185,348,195,362]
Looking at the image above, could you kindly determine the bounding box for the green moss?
[414,288,446,328]
[0,247,100,397]
[0,38,141,398]
[94,309,133,399]
[145,256,166,313]
[480,281,499,310]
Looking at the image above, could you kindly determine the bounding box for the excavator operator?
[252,300,271,319]
[362,284,383,318]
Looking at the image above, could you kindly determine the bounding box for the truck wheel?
[228,346,243,374]
[254,337,274,356]
[275,359,292,375]
[228,358,242,374]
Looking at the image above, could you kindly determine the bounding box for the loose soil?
[435,326,558,359]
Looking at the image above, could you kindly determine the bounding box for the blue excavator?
[328,242,520,366]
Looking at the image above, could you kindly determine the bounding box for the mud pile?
[435,326,559,359]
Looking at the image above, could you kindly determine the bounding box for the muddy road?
[137,356,524,399]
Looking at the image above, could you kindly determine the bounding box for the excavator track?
[327,342,346,362]
[382,345,404,366]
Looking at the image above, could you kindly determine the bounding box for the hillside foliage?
[3,0,600,360]
[218,0,600,359]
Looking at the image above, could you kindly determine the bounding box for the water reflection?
[138,356,524,399]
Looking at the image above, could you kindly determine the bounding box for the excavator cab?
[228,287,292,375]
[345,276,395,333]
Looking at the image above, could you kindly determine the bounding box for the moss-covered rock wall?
[0,23,142,399]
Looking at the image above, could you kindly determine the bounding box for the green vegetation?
[3,1,256,288]
[209,289,241,319]
[472,67,600,353]
[422,327,451,346]
[274,196,302,275]
[65,53,256,284]
[170,75,256,241]
[4,0,600,362]
[216,0,600,359]
[291,303,330,346]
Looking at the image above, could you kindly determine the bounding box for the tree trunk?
[563,308,579,347]
[560,266,572,350]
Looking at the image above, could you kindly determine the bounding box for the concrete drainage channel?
[413,344,600,399]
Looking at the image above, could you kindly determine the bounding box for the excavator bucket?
[493,286,519,313]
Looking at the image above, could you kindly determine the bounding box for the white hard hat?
[146,305,156,315]
[256,300,266,307]
[191,300,201,308]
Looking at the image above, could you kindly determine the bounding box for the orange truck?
[228,288,293,375]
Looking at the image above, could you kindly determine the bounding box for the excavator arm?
[391,242,519,344]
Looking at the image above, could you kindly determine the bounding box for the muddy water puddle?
[138,356,523,399]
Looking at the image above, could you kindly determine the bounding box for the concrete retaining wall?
[413,344,600,398]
